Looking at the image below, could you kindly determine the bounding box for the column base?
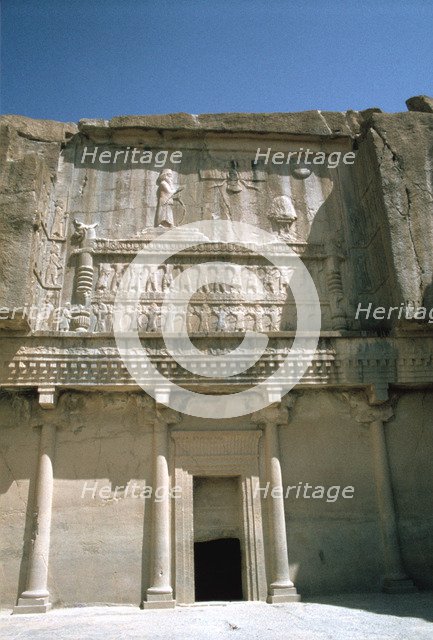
[13,596,52,614]
[267,586,300,603]
[382,577,417,594]
[142,589,176,609]
[142,599,176,609]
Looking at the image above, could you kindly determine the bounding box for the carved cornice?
[1,337,433,392]
[71,238,326,259]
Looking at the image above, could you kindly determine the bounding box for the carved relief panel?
[27,137,356,333]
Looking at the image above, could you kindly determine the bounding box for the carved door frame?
[171,430,267,604]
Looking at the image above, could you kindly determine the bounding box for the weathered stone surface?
[1,102,433,611]
[79,110,359,138]
[354,111,433,313]
[0,120,67,328]
[406,95,433,113]
[0,115,77,143]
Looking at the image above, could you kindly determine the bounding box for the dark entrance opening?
[194,538,243,602]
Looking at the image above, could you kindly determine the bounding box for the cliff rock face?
[354,111,433,311]
[1,102,432,333]
[0,117,76,327]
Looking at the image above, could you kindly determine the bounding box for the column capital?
[344,391,393,425]
[251,405,286,428]
[251,392,297,427]
[154,405,182,429]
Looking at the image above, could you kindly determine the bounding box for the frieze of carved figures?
[87,300,283,334]
[43,242,64,288]
[34,292,87,333]
[187,303,283,333]
[58,303,72,331]
[93,262,291,300]
[33,209,66,290]
[91,301,109,332]
[32,225,43,277]
[35,291,58,330]
[49,200,68,240]
[96,264,112,293]
[110,264,124,293]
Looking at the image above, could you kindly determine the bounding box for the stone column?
[370,416,416,593]
[14,388,57,614]
[143,396,176,608]
[347,394,416,593]
[254,402,299,603]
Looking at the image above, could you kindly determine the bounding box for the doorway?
[194,538,243,601]
[172,430,268,604]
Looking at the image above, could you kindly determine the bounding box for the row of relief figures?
[94,262,293,299]
[35,294,288,334]
[34,211,303,295]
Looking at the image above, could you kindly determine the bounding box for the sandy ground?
[1,592,433,640]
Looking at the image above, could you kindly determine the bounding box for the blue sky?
[1,0,432,121]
